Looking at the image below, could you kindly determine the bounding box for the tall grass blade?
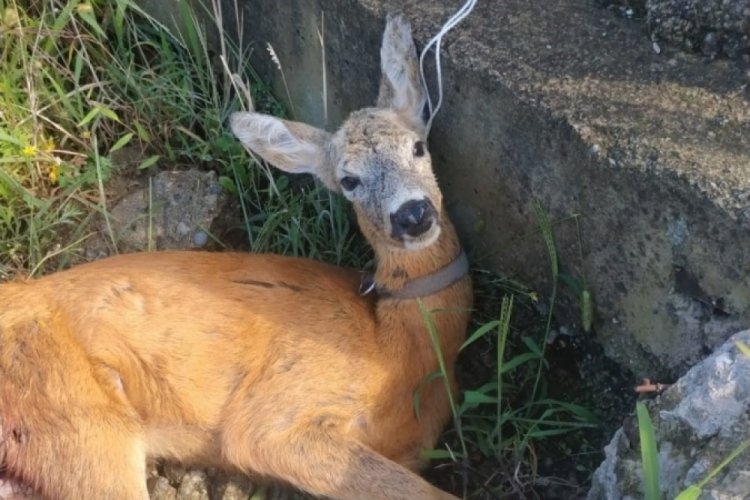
[636,401,661,500]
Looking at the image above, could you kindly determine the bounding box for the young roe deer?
[0,13,472,500]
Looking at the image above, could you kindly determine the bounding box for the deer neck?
[368,215,472,389]
[371,219,465,298]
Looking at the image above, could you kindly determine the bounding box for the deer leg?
[1,411,149,500]
[0,318,149,499]
[220,419,458,500]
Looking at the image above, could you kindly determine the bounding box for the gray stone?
[148,476,178,500]
[588,330,750,499]
[227,0,750,379]
[176,470,210,500]
[209,473,254,500]
[104,170,226,253]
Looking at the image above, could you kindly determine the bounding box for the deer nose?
[390,199,436,239]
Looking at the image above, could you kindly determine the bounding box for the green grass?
[0,0,369,277]
[419,204,598,497]
[636,401,661,500]
[1,1,595,498]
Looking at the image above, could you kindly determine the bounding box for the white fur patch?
[403,225,441,251]
[230,112,320,172]
[387,188,441,250]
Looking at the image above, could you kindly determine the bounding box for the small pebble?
[193,230,208,247]
[176,221,191,236]
[701,32,719,58]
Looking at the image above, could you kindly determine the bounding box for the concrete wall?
[139,0,750,379]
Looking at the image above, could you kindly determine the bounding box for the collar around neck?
[359,250,469,300]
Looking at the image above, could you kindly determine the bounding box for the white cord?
[418,0,477,136]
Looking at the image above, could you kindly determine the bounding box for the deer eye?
[413,141,426,157]
[340,176,361,191]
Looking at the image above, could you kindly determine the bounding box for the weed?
[636,401,660,500]
[421,209,598,497]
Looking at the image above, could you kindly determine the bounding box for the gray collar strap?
[359,251,469,300]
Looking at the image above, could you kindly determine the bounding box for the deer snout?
[390,198,436,239]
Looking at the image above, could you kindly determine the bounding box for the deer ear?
[230,112,338,191]
[376,13,427,136]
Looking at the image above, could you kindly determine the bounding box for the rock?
[588,329,750,498]
[176,470,210,500]
[148,476,178,500]
[209,473,254,500]
[89,169,226,256]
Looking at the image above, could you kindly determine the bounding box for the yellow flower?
[21,145,37,158]
[81,130,91,139]
[2,7,19,28]
[48,164,59,184]
[43,137,55,152]
[76,3,93,14]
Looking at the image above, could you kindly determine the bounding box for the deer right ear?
[230,112,338,191]
[376,13,427,136]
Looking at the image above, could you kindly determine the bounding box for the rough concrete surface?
[646,0,750,59]
[599,0,750,59]
[588,329,750,499]
[86,169,225,257]
[228,0,750,379]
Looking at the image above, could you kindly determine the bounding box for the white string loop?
[418,0,478,136]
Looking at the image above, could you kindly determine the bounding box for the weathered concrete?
[226,0,750,380]
[597,0,749,59]
[646,0,750,59]
[588,329,750,499]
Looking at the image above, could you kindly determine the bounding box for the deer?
[0,13,472,500]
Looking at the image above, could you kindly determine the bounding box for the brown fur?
[0,13,473,499]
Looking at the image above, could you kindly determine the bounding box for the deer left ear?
[230,112,339,191]
[376,13,427,137]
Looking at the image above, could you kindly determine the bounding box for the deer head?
[230,13,444,253]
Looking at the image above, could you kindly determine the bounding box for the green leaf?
[97,105,120,123]
[77,9,106,39]
[133,121,151,142]
[499,352,539,374]
[0,168,46,209]
[559,273,583,294]
[78,106,121,128]
[737,341,750,359]
[218,176,236,194]
[109,133,134,154]
[463,390,497,405]
[420,448,461,461]
[536,398,599,423]
[0,130,21,146]
[533,200,558,278]
[137,155,161,170]
[674,485,701,500]
[636,401,661,500]
[522,336,543,357]
[460,320,500,352]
